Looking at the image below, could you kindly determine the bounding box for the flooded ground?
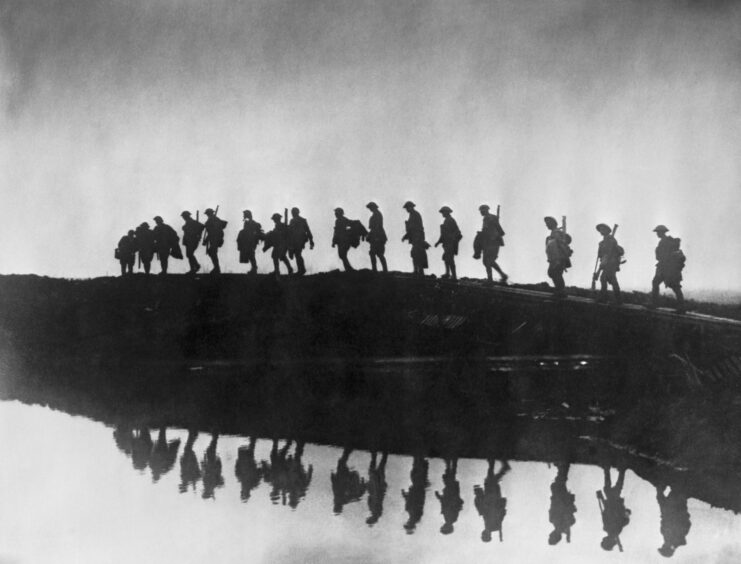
[2,396,741,563]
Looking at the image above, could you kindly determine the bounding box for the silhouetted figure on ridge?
[203,208,226,275]
[235,437,263,502]
[261,439,293,505]
[236,210,263,274]
[597,466,631,552]
[332,208,356,272]
[181,211,204,274]
[366,202,388,273]
[264,213,293,277]
[544,216,571,298]
[366,451,388,526]
[116,230,137,276]
[650,225,686,313]
[286,441,313,509]
[152,215,181,275]
[594,224,623,304]
[474,204,508,284]
[435,207,462,281]
[474,459,509,542]
[149,427,181,483]
[288,208,314,276]
[179,430,201,494]
[134,222,155,275]
[201,433,224,499]
[331,448,368,515]
[402,454,429,533]
[402,201,429,276]
[436,458,464,535]
[656,485,691,558]
[548,462,577,545]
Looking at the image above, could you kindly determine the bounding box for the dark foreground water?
[1,399,740,564]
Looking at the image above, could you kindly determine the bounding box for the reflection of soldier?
[153,216,181,275]
[286,441,313,509]
[366,451,388,526]
[366,202,388,273]
[548,462,577,545]
[181,211,204,274]
[116,230,137,276]
[436,458,464,535]
[263,213,293,277]
[179,430,201,494]
[203,208,226,275]
[332,208,355,272]
[597,466,631,551]
[402,201,428,276]
[474,205,508,284]
[237,210,263,274]
[113,425,134,456]
[235,437,262,502]
[288,208,314,276]
[402,455,429,533]
[650,225,686,313]
[434,207,462,281]
[261,440,293,505]
[201,434,224,499]
[474,459,509,542]
[331,448,368,514]
[135,223,155,274]
[131,427,153,471]
[149,427,181,483]
[656,486,691,558]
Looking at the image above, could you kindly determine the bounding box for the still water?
[1,400,741,563]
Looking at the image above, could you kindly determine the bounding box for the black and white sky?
[1,0,740,290]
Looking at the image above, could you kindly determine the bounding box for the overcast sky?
[1,0,740,292]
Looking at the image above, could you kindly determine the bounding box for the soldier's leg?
[485,265,493,282]
[272,257,280,275]
[450,259,457,281]
[491,261,508,282]
[143,259,151,274]
[209,249,221,274]
[119,260,126,276]
[339,245,353,271]
[608,271,621,303]
[249,255,257,274]
[651,269,662,304]
[295,250,305,274]
[160,254,169,274]
[370,251,377,272]
[671,283,685,308]
[281,255,293,274]
[379,252,387,273]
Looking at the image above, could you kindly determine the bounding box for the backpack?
[348,220,368,248]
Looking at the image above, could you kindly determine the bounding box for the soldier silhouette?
[332,208,355,271]
[179,430,201,494]
[134,222,155,274]
[594,224,623,304]
[235,437,263,502]
[650,225,686,313]
[331,447,367,514]
[366,202,388,273]
[366,451,388,526]
[152,216,181,275]
[544,216,571,298]
[149,427,181,483]
[288,208,314,276]
[116,229,137,276]
[402,454,430,533]
[436,458,464,535]
[263,213,293,277]
[203,208,226,274]
[201,433,225,499]
[656,485,691,557]
[236,210,263,274]
[548,462,577,545]
[474,459,509,542]
[435,207,462,281]
[180,211,204,274]
[597,466,631,551]
[402,201,429,276]
[474,205,508,284]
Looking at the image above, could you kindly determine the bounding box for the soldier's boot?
[442,264,450,279]
[296,255,306,275]
[450,264,457,281]
[380,256,388,273]
[485,266,493,283]
[370,255,378,272]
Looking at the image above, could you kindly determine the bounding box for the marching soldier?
[474,205,508,284]
[116,229,137,276]
[544,216,571,298]
[134,222,155,274]
[434,206,462,281]
[152,215,181,275]
[288,207,314,276]
[332,208,355,271]
[650,225,686,313]
[203,208,226,275]
[366,202,388,273]
[594,224,622,304]
[237,210,263,274]
[180,211,204,274]
[402,201,429,276]
[264,213,293,276]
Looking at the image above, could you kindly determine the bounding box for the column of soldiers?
[117,203,687,312]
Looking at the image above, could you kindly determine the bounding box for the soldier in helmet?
[116,229,137,276]
[332,207,355,271]
[181,211,204,274]
[135,222,155,274]
[401,201,429,276]
[264,213,293,276]
[203,208,227,274]
[434,206,462,281]
[594,224,622,304]
[366,202,388,273]
[237,210,263,274]
[650,225,686,312]
[474,205,508,284]
[288,207,314,276]
[152,215,180,275]
[544,216,571,297]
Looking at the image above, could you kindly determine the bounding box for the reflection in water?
[657,485,692,558]
[261,439,313,508]
[331,447,367,515]
[597,466,631,552]
[151,427,181,483]
[473,459,509,542]
[548,462,576,546]
[436,458,463,535]
[115,425,181,483]
[179,430,201,493]
[131,428,153,472]
[201,433,225,499]
[402,455,429,534]
[366,451,388,526]
[234,437,262,502]
[286,441,313,509]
